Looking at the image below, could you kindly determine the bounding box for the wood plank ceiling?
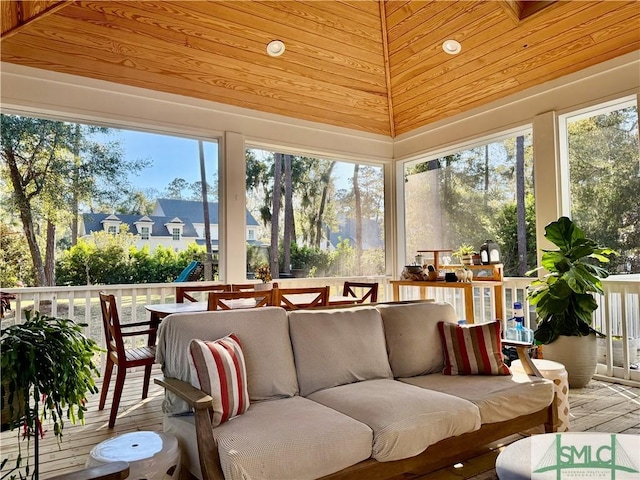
[1,1,639,137]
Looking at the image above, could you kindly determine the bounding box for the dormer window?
[165,217,185,241]
[102,214,122,236]
[134,216,154,240]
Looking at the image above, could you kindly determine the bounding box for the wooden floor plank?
[1,372,637,480]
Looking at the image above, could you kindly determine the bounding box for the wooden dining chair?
[207,290,274,310]
[176,284,231,303]
[231,283,260,292]
[343,281,379,304]
[231,282,279,292]
[98,292,157,429]
[273,286,330,310]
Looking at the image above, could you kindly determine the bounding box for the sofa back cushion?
[157,307,298,413]
[288,307,393,396]
[377,302,458,377]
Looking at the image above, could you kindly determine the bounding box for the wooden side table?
[389,280,503,323]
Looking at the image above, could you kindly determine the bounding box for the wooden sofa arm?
[154,377,225,480]
[501,340,543,378]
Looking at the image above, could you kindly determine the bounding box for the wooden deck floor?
[1,367,638,480]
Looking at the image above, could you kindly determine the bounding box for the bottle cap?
[514,302,522,309]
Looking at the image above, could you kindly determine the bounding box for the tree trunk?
[484,144,490,201]
[353,164,362,275]
[283,154,293,274]
[516,135,527,276]
[199,140,214,281]
[71,124,81,246]
[271,153,282,278]
[316,161,336,249]
[4,151,47,286]
[45,219,56,286]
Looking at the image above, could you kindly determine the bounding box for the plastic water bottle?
[506,302,534,343]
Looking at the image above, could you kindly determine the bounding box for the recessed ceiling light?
[442,39,462,55]
[266,40,285,57]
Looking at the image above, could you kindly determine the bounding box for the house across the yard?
[80,199,263,253]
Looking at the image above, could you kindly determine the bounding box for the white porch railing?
[1,274,638,385]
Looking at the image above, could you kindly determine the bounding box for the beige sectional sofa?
[155,301,557,480]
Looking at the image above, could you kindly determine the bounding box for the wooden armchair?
[342,281,379,303]
[207,290,274,310]
[98,293,157,428]
[272,286,330,310]
[176,284,231,303]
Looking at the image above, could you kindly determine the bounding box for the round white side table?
[86,431,180,480]
[511,359,570,432]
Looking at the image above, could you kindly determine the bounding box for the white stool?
[86,431,180,480]
[511,359,570,432]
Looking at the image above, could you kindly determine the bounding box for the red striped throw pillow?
[188,334,250,426]
[438,321,510,375]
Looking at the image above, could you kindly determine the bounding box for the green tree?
[568,106,639,273]
[0,222,35,287]
[1,115,144,286]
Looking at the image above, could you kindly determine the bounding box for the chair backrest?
[176,284,232,303]
[99,292,126,359]
[231,283,260,292]
[342,281,379,304]
[231,282,279,292]
[207,290,274,310]
[273,286,330,310]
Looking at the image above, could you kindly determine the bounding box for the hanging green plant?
[1,310,103,479]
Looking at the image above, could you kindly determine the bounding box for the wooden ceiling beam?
[379,0,395,138]
[496,0,522,25]
[1,1,70,41]
[497,0,558,24]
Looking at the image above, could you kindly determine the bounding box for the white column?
[219,131,247,283]
[532,111,564,271]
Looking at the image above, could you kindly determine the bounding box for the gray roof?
[153,199,259,226]
[81,213,199,238]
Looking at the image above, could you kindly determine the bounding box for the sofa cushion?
[400,373,555,424]
[156,307,298,414]
[377,302,458,377]
[438,320,510,375]
[188,335,249,426]
[307,378,481,462]
[164,396,373,480]
[288,307,393,396]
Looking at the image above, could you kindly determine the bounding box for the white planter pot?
[542,334,598,388]
[254,282,272,291]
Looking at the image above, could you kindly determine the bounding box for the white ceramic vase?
[254,282,272,291]
[542,333,598,388]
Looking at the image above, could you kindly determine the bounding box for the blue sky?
[111,129,218,192]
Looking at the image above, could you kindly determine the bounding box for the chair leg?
[99,357,114,411]
[109,367,126,429]
[142,364,152,399]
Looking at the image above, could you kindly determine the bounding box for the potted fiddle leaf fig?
[1,310,102,479]
[527,216,617,387]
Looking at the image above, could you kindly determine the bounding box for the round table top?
[90,431,177,463]
[511,359,566,373]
